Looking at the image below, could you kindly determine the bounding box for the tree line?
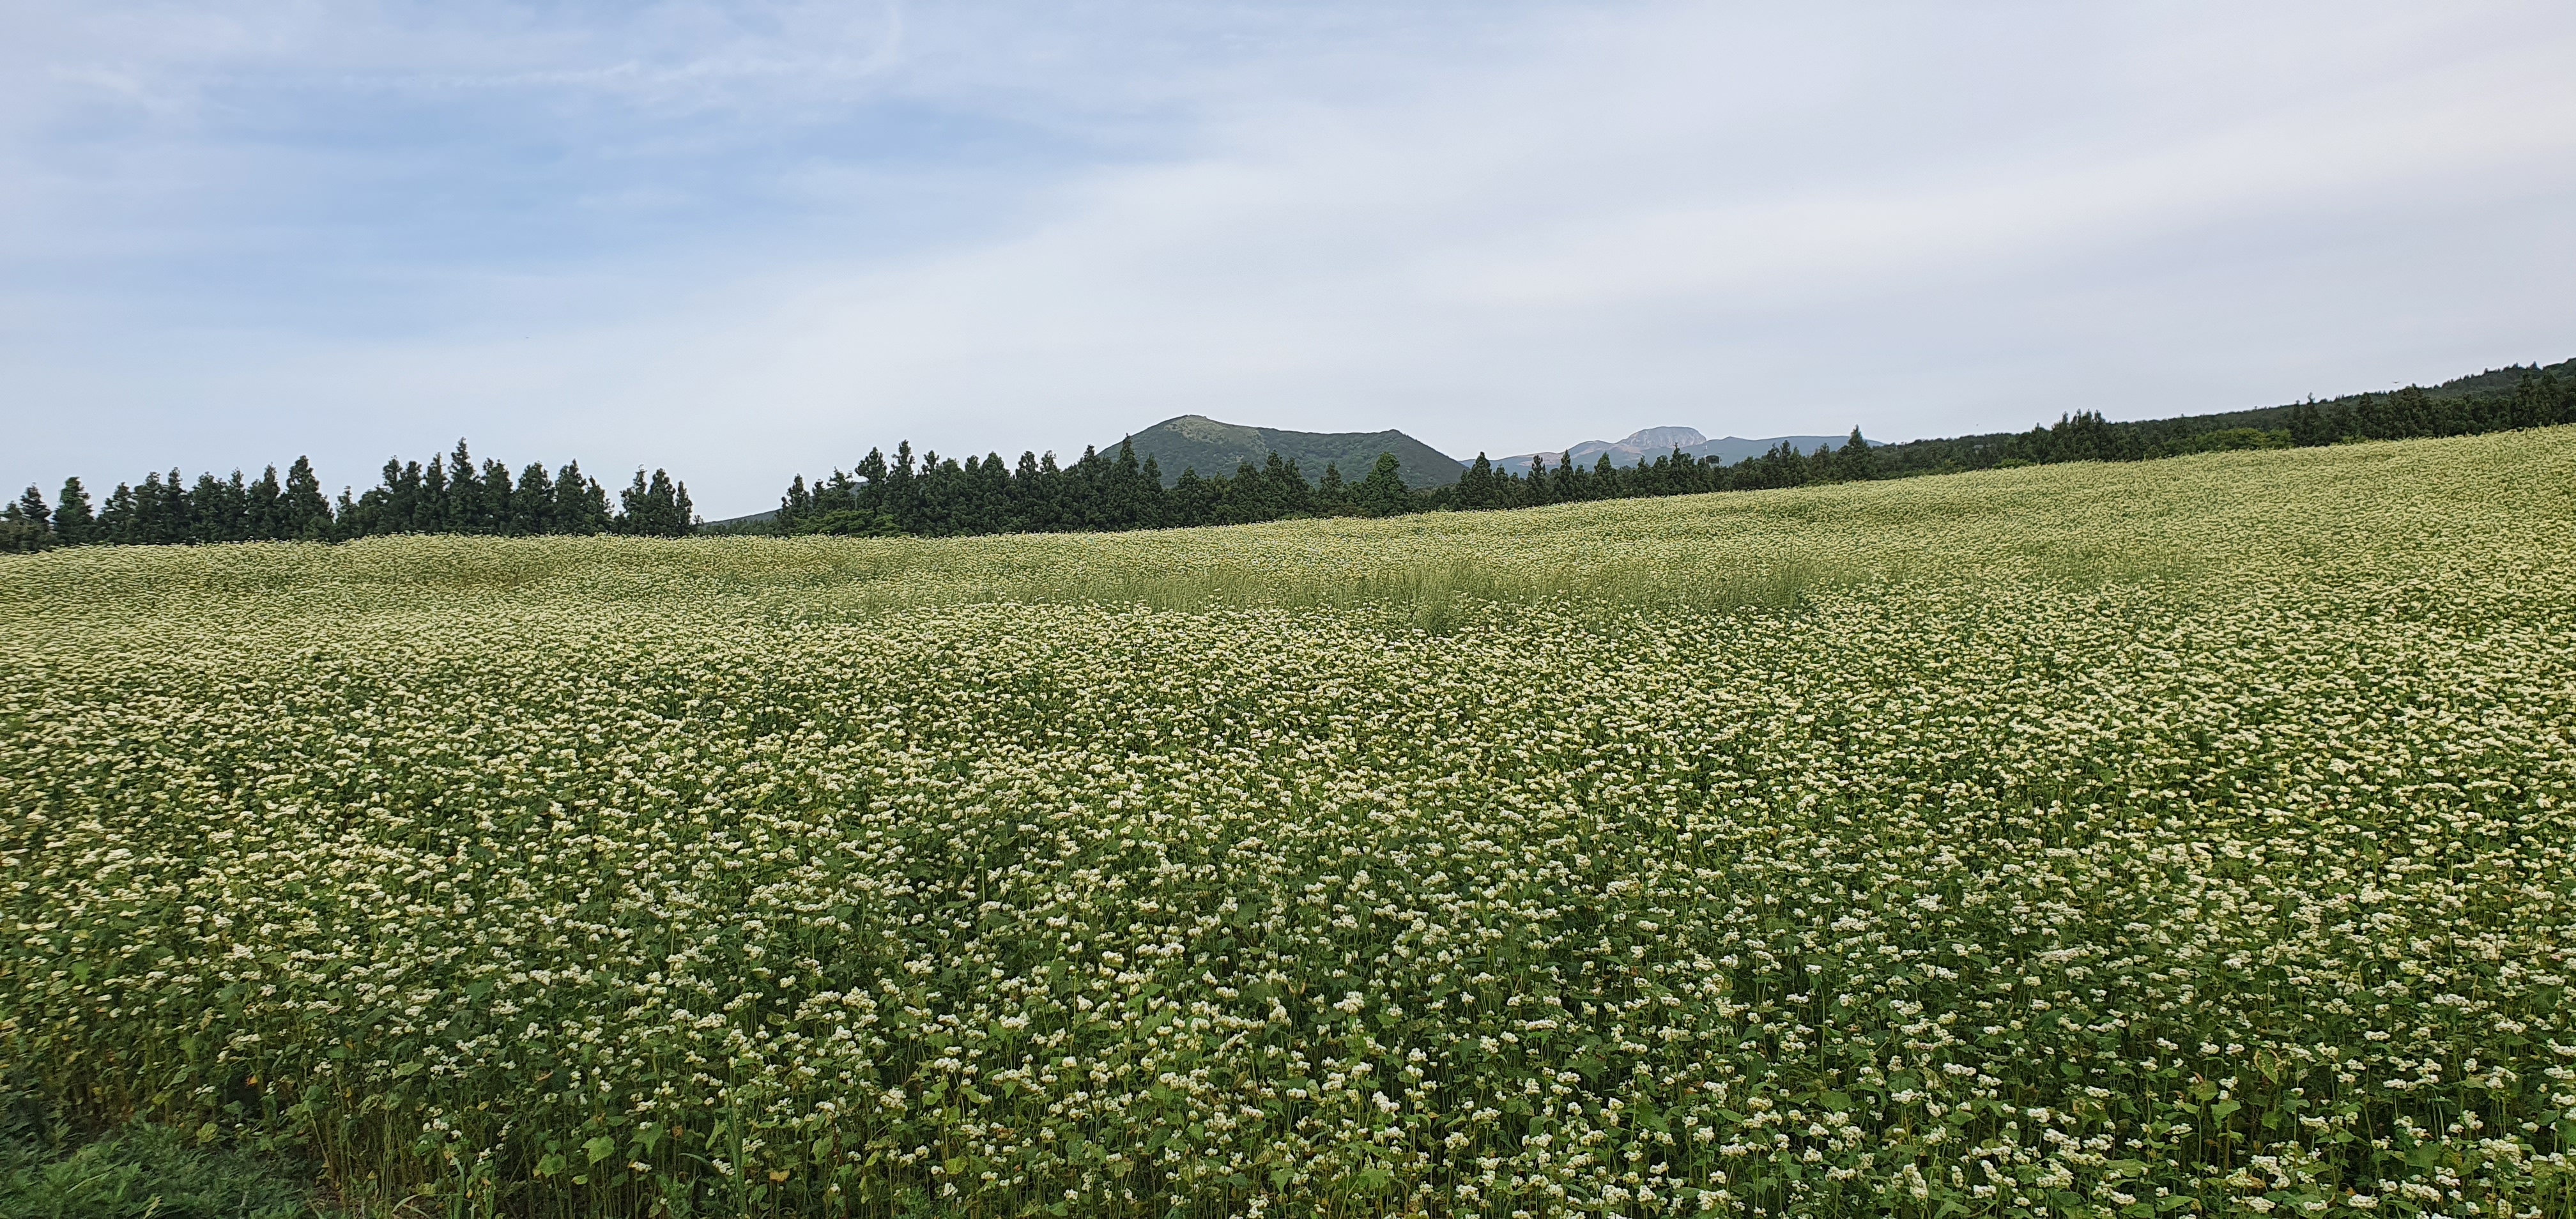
[8,364,2570,552]
[1,440,694,553]
[1869,363,2576,474]
[756,431,1885,537]
[753,364,2575,538]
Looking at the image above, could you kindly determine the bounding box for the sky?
[5,1,2575,518]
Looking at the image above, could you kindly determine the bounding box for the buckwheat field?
[6,430,2575,1219]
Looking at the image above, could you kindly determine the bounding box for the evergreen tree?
[555,462,609,533]
[618,468,693,537]
[1314,463,1348,511]
[144,470,187,544]
[95,482,137,544]
[1170,467,1213,525]
[185,471,247,542]
[1459,454,1497,509]
[443,440,486,532]
[54,477,93,544]
[778,474,814,531]
[479,458,515,534]
[246,466,283,539]
[1031,451,1068,531]
[280,459,330,539]
[884,442,919,530]
[1,486,50,553]
[1551,454,1582,502]
[420,456,450,532]
[512,462,555,535]
[1354,453,1411,518]
[1837,427,1875,482]
[15,485,52,532]
[1102,438,1146,530]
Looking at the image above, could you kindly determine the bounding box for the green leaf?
[585,1135,617,1165]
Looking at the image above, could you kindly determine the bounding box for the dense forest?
[0,440,693,553]
[754,361,2576,538]
[8,361,2572,551]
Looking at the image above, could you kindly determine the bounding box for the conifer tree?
[617,468,693,536]
[185,471,247,542]
[1315,463,1348,510]
[95,482,137,544]
[54,477,93,544]
[1459,454,1496,509]
[555,462,609,533]
[778,474,814,530]
[1,486,50,553]
[15,485,51,532]
[243,466,282,539]
[280,459,330,539]
[1355,453,1411,518]
[420,455,450,533]
[1837,427,1874,482]
[478,459,514,534]
[511,462,555,535]
[146,470,188,543]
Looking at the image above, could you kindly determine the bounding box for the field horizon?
[6,427,2575,1217]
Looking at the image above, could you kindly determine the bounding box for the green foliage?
[613,466,694,537]
[22,442,673,548]
[786,508,907,537]
[1117,415,1465,489]
[8,429,2576,1217]
[0,1126,332,1219]
[744,360,2576,544]
[2154,428,2293,457]
[14,358,2573,552]
[1875,358,2575,473]
[1352,452,1412,516]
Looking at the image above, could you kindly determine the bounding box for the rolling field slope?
[5,430,2575,1217]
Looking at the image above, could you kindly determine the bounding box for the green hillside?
[1874,355,2576,472]
[9,428,2576,1215]
[1116,415,1464,487]
[12,429,2576,1216]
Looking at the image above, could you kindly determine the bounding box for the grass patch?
[0,1126,334,1219]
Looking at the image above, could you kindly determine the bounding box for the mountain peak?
[1490,430,1850,475]
[1118,417,1464,487]
[1618,425,1706,450]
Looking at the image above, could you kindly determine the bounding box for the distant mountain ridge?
[1491,426,1852,475]
[1117,415,1464,487]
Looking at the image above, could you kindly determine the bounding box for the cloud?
[3,0,2574,516]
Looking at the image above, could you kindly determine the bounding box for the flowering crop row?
[5,433,2576,1218]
